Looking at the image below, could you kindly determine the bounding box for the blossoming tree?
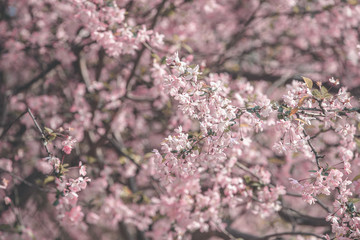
[1,0,360,239]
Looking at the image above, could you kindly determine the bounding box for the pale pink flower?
[302,194,316,205]
[79,161,87,176]
[329,77,340,85]
[4,196,11,205]
[0,178,9,189]
[326,214,339,224]
[62,145,72,155]
[327,169,343,189]
[62,136,76,155]
[0,158,13,172]
[65,206,84,223]
[86,212,100,224]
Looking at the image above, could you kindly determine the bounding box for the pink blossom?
[0,178,9,190]
[64,206,84,224]
[62,136,76,155]
[62,145,72,155]
[86,212,100,224]
[0,158,13,172]
[79,161,87,176]
[4,196,11,205]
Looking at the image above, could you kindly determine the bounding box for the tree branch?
[12,60,60,96]
[27,107,51,156]
[0,110,27,140]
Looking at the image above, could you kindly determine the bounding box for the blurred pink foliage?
[1,0,360,239]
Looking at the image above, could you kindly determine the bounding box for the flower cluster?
[2,0,360,239]
[62,136,77,155]
[55,163,91,225]
[149,53,287,238]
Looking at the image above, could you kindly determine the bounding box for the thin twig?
[0,169,55,193]
[125,0,167,94]
[12,60,60,96]
[299,107,360,114]
[79,53,92,91]
[0,110,27,140]
[27,108,51,156]
[286,192,331,213]
[108,136,141,169]
[236,162,260,180]
[260,231,326,240]
[303,130,324,169]
[310,127,333,140]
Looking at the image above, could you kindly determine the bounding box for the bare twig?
[223,227,326,240]
[12,60,60,96]
[303,130,324,169]
[260,231,326,240]
[27,108,52,156]
[0,169,55,193]
[125,0,167,94]
[286,192,331,213]
[107,136,141,169]
[79,53,92,91]
[0,110,27,140]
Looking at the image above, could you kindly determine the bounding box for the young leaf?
[294,118,307,124]
[44,127,53,134]
[44,176,55,185]
[298,95,309,107]
[53,199,59,206]
[0,224,14,232]
[311,89,322,99]
[48,132,57,141]
[302,76,313,89]
[321,86,328,95]
[352,174,360,182]
[348,198,360,203]
[289,107,298,116]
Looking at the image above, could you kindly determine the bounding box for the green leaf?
[47,132,57,141]
[0,224,13,232]
[119,156,127,164]
[348,0,358,5]
[243,175,251,184]
[44,176,55,185]
[161,56,166,65]
[151,53,160,62]
[348,198,360,203]
[250,182,261,188]
[44,127,53,134]
[278,106,284,113]
[311,89,322,99]
[182,43,193,53]
[302,76,313,89]
[321,86,328,95]
[346,202,355,212]
[53,199,59,206]
[268,158,285,164]
[352,174,360,182]
[324,93,333,99]
[86,156,97,164]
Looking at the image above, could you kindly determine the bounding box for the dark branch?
[12,60,60,96]
[0,110,27,140]
[27,107,51,156]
